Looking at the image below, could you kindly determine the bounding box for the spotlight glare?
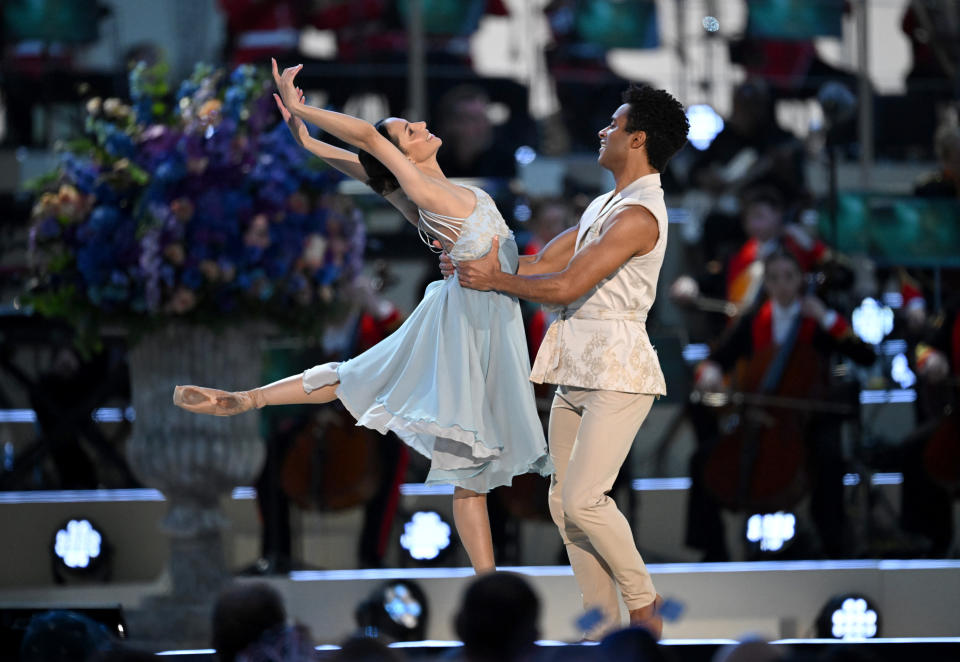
[400,511,451,561]
[54,519,102,569]
[817,593,881,640]
[746,512,795,552]
[890,353,916,389]
[852,297,894,345]
[356,579,429,642]
[686,104,724,150]
[831,598,878,640]
[514,145,537,165]
[702,16,720,32]
[881,291,903,309]
[384,583,422,629]
[514,203,532,223]
[51,517,112,584]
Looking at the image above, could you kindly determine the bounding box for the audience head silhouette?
[454,571,540,662]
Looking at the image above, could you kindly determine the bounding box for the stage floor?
[149,639,960,662]
[3,560,959,645]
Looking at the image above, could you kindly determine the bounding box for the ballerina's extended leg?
[173,363,340,416]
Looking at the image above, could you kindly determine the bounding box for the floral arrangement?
[26,62,364,349]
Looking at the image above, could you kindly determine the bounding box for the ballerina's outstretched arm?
[272,89,419,225]
[272,59,473,218]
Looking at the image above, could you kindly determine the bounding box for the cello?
[279,263,400,512]
[280,405,383,511]
[701,278,836,512]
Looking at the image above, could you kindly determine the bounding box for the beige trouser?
[548,384,657,632]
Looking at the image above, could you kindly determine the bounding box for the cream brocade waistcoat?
[529,174,668,395]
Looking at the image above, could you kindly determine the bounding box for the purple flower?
[36,217,60,240]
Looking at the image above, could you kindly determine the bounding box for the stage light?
[686,105,724,150]
[745,512,795,553]
[852,297,893,345]
[400,511,451,562]
[890,353,916,389]
[881,291,903,309]
[513,202,532,223]
[51,518,112,583]
[816,594,880,640]
[514,145,537,165]
[682,343,710,363]
[354,580,429,642]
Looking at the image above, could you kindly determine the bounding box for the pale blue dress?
[302,185,552,493]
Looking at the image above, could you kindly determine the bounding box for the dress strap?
[418,208,466,252]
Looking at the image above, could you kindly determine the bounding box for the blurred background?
[0,0,958,652]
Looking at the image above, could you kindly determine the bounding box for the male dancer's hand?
[433,241,456,279]
[456,236,503,291]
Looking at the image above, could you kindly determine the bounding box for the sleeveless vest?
[530,173,668,395]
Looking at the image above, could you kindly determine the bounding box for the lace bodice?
[417,185,514,262]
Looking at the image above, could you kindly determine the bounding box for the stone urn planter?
[123,324,266,648]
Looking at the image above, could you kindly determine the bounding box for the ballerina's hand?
[271,57,303,111]
[433,241,456,279]
[456,236,502,291]
[273,90,308,146]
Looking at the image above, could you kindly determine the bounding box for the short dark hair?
[211,582,286,662]
[454,572,539,659]
[621,84,689,172]
[332,635,404,662]
[763,246,802,273]
[742,186,785,212]
[358,119,402,197]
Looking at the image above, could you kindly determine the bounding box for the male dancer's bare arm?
[436,225,577,279]
[457,206,659,305]
[516,226,578,275]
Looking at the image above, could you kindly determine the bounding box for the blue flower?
[320,263,340,285]
[182,267,202,289]
[176,79,199,102]
[61,154,98,193]
[133,98,153,124]
[105,130,135,158]
[224,86,246,119]
[155,158,186,185]
[229,64,255,86]
[160,264,176,288]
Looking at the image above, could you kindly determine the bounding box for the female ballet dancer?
[173,60,551,573]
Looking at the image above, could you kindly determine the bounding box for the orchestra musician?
[686,249,875,560]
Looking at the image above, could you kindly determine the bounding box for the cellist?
[685,249,875,560]
[900,300,960,557]
[670,186,834,340]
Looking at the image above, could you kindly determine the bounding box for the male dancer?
[450,84,689,639]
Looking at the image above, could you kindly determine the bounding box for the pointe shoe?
[173,385,263,416]
[628,594,664,641]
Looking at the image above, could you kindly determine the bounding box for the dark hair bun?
[358,119,402,197]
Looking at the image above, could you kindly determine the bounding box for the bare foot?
[173,385,259,416]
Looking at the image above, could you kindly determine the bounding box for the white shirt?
[771,299,838,345]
